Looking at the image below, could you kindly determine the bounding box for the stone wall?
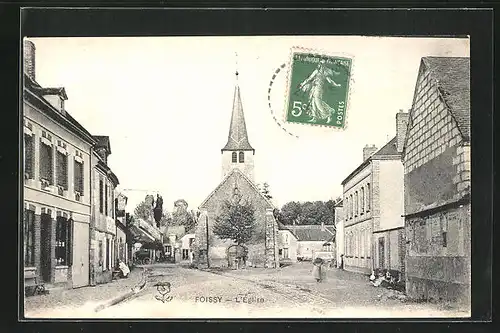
[405,204,471,303]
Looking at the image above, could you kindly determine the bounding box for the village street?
[24,262,469,319]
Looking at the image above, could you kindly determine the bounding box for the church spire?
[221,70,254,152]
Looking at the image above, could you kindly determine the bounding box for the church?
[194,72,280,269]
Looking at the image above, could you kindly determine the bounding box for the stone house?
[23,39,94,289]
[90,136,119,285]
[402,57,470,303]
[277,222,298,262]
[115,193,129,265]
[194,72,279,269]
[334,200,345,267]
[288,225,335,261]
[340,111,407,276]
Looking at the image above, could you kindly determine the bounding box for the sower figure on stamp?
[297,60,342,124]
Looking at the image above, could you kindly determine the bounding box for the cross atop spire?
[222,70,254,152]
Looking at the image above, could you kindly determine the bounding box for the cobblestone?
[23,262,470,318]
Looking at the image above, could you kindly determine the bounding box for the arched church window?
[239,151,245,163]
[232,152,237,163]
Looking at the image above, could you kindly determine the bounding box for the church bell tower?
[221,71,255,181]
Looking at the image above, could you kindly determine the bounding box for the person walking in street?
[312,257,325,282]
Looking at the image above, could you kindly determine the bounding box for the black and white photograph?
[21,34,471,318]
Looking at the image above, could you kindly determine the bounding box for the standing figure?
[297,60,342,123]
[312,257,325,282]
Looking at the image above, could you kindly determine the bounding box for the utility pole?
[206,215,210,268]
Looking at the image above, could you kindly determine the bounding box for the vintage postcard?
[21,35,471,319]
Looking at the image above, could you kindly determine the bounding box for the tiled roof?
[341,136,399,185]
[23,73,95,145]
[288,225,335,242]
[423,57,470,140]
[222,84,254,152]
[372,136,398,157]
[93,135,111,154]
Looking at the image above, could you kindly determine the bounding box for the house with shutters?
[90,135,120,285]
[402,57,470,303]
[340,110,407,277]
[23,39,94,290]
[194,71,279,269]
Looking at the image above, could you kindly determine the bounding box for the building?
[334,200,345,268]
[23,39,94,289]
[402,57,470,303]
[115,192,130,265]
[340,112,407,276]
[194,72,279,269]
[277,222,298,263]
[289,224,336,261]
[90,136,119,285]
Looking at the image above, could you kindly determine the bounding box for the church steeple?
[221,70,255,181]
[222,71,254,152]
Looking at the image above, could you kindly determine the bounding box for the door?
[378,237,385,268]
[72,222,89,288]
[40,213,52,283]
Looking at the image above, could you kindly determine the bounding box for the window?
[99,179,104,213]
[238,151,244,163]
[39,140,53,185]
[366,183,371,211]
[354,192,358,216]
[24,208,35,266]
[98,240,103,267]
[112,191,115,219]
[56,151,68,191]
[74,160,84,196]
[105,184,108,216]
[231,152,237,163]
[350,195,353,219]
[361,187,365,213]
[106,238,110,270]
[55,216,72,266]
[345,197,349,220]
[283,248,289,259]
[182,249,189,260]
[24,134,34,179]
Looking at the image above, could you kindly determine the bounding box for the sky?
[29,36,469,212]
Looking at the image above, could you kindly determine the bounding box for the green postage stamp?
[285,49,352,129]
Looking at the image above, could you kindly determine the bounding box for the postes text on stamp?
[285,51,352,128]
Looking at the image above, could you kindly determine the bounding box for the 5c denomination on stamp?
[285,49,352,129]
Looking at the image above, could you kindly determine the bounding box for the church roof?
[199,168,274,210]
[222,81,255,152]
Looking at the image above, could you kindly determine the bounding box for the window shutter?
[67,218,73,266]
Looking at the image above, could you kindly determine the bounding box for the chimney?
[363,144,378,161]
[321,221,325,232]
[24,39,36,81]
[396,109,410,153]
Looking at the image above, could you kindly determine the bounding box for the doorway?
[378,237,385,268]
[40,213,52,282]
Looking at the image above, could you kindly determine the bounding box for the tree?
[279,201,302,225]
[278,200,335,225]
[259,182,272,200]
[171,198,196,232]
[134,199,153,223]
[213,199,256,245]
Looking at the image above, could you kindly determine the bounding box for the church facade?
[194,73,279,269]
